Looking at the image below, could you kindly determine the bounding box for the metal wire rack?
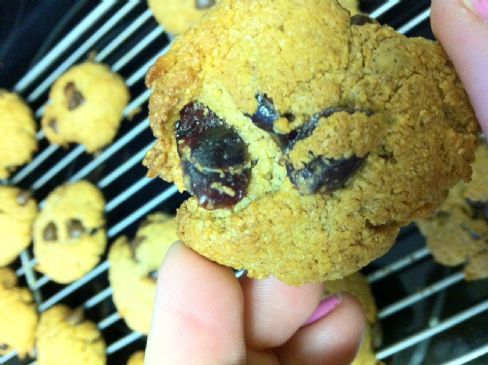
[0,1,487,364]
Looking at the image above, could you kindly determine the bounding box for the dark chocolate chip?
[49,118,58,133]
[287,155,365,195]
[64,82,85,110]
[249,94,280,133]
[195,0,215,9]
[67,219,85,239]
[0,343,8,351]
[176,102,251,209]
[466,200,488,221]
[351,14,375,26]
[65,307,84,325]
[43,222,58,241]
[16,190,33,206]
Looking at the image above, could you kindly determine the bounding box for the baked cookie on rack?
[127,351,145,365]
[417,143,488,280]
[324,272,380,365]
[144,0,479,285]
[36,305,106,365]
[0,90,38,179]
[41,61,129,153]
[109,213,177,334]
[33,180,106,283]
[0,268,38,359]
[0,186,37,266]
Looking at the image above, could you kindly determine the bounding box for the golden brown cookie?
[0,186,37,266]
[144,0,479,285]
[109,213,177,334]
[33,181,106,283]
[0,268,38,359]
[324,272,380,365]
[417,143,488,280]
[41,62,129,153]
[0,90,38,179]
[36,305,106,365]
[127,351,145,365]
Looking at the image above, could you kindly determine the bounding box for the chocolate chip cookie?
[41,62,129,153]
[144,0,479,285]
[324,273,380,365]
[127,351,145,365]
[36,305,106,365]
[33,181,106,283]
[109,213,177,334]
[0,268,38,359]
[0,90,38,179]
[417,143,488,280]
[0,186,37,266]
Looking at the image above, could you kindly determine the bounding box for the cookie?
[36,305,106,365]
[33,181,106,283]
[324,272,379,365]
[147,0,358,34]
[109,213,177,334]
[0,268,38,359]
[0,90,38,179]
[127,351,145,365]
[144,0,479,285]
[417,143,488,280]
[0,186,37,266]
[41,62,129,153]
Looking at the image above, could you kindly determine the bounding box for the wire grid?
[0,1,487,364]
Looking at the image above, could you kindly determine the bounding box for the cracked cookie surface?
[41,62,129,153]
[36,305,106,365]
[0,186,37,266]
[417,143,488,280]
[0,268,38,359]
[144,0,479,285]
[109,213,177,334]
[0,90,38,179]
[33,181,106,283]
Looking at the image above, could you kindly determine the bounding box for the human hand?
[431,0,488,135]
[145,242,365,365]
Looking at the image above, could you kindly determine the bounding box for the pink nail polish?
[464,0,488,21]
[303,294,342,326]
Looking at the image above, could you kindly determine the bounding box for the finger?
[431,0,488,134]
[146,242,246,365]
[241,276,323,350]
[276,293,366,365]
[246,349,280,365]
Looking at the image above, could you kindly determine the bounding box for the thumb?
[431,0,488,135]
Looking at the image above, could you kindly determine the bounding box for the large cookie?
[144,0,479,285]
[0,186,37,266]
[33,181,106,283]
[36,305,106,365]
[324,273,380,365]
[0,90,37,179]
[41,62,129,153]
[109,213,177,334]
[0,268,38,359]
[417,143,488,280]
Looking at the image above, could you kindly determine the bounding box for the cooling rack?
[0,1,487,364]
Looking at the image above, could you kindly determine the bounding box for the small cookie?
[0,90,37,179]
[324,272,379,365]
[417,143,488,280]
[0,186,37,266]
[127,351,145,365]
[36,305,106,365]
[148,0,217,34]
[0,268,38,359]
[109,213,177,334]
[41,62,129,153]
[144,0,479,285]
[33,181,106,283]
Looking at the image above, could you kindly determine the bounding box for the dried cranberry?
[176,102,251,210]
[249,94,280,133]
[287,155,364,195]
